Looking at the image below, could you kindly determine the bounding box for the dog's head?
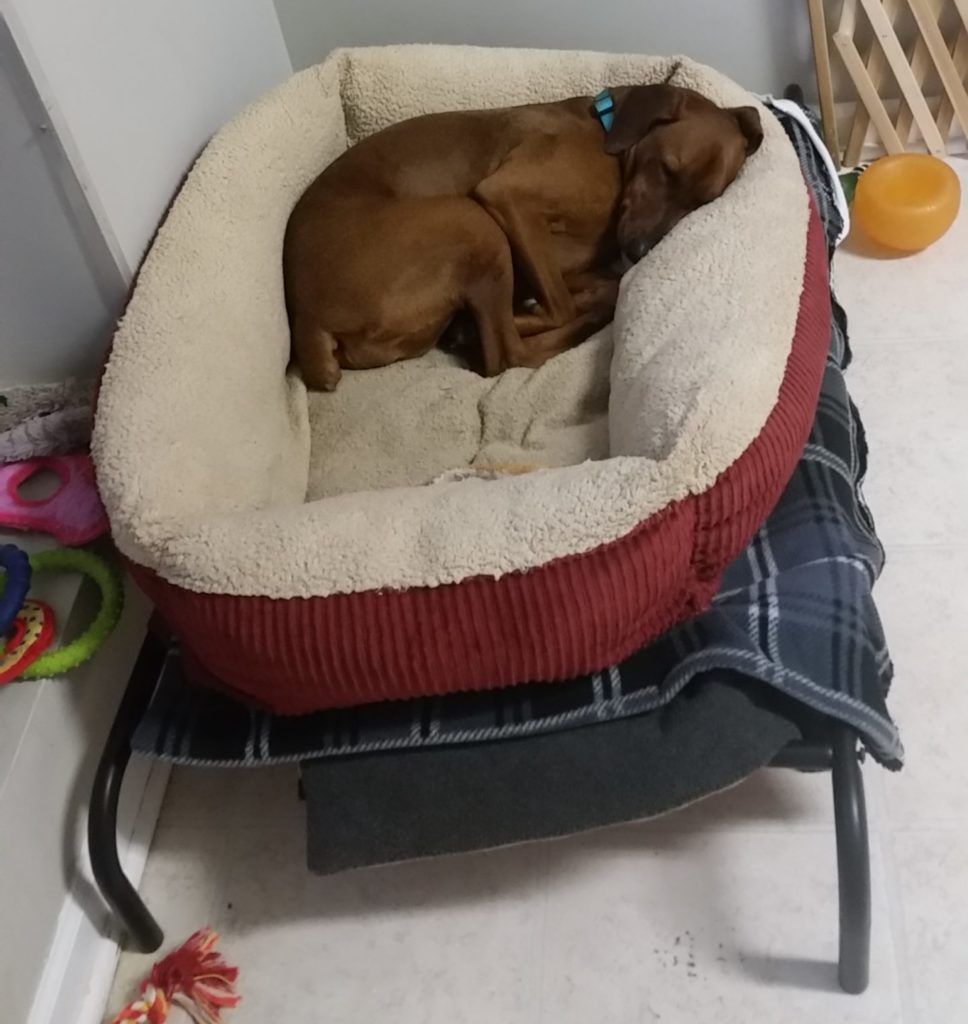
[603,83,763,263]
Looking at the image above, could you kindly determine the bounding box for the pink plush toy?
[0,454,108,545]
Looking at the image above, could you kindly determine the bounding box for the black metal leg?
[831,724,871,994]
[88,626,167,953]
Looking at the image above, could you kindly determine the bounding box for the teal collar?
[592,89,615,132]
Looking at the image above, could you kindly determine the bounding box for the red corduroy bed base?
[129,206,830,715]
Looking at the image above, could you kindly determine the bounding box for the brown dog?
[284,83,762,390]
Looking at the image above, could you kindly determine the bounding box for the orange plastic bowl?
[853,154,960,252]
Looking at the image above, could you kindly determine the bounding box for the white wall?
[3,0,292,274]
[0,29,116,385]
[0,4,291,1021]
[272,0,816,98]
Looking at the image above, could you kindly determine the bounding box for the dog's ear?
[603,84,684,155]
[731,105,763,155]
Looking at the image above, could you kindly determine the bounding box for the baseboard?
[27,755,170,1024]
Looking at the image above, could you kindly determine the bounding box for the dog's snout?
[622,237,653,263]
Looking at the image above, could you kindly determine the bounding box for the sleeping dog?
[284,80,762,390]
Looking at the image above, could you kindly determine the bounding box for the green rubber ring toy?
[20,549,124,679]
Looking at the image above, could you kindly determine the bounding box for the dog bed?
[93,46,830,714]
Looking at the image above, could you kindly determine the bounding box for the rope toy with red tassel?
[111,929,240,1024]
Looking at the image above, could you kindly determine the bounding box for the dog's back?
[283,100,614,389]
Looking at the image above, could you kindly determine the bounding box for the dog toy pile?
[0,452,121,684]
[111,929,241,1024]
[0,545,123,684]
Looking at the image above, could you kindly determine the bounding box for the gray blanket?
[305,679,799,872]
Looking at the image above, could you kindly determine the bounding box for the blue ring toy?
[0,543,32,636]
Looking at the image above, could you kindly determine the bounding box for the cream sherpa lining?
[93,46,809,600]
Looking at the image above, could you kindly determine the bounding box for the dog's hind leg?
[461,212,524,378]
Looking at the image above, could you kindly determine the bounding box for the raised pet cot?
[87,47,900,997]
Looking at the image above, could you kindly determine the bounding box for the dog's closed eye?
[661,153,682,179]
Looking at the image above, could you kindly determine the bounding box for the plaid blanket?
[132,102,902,772]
